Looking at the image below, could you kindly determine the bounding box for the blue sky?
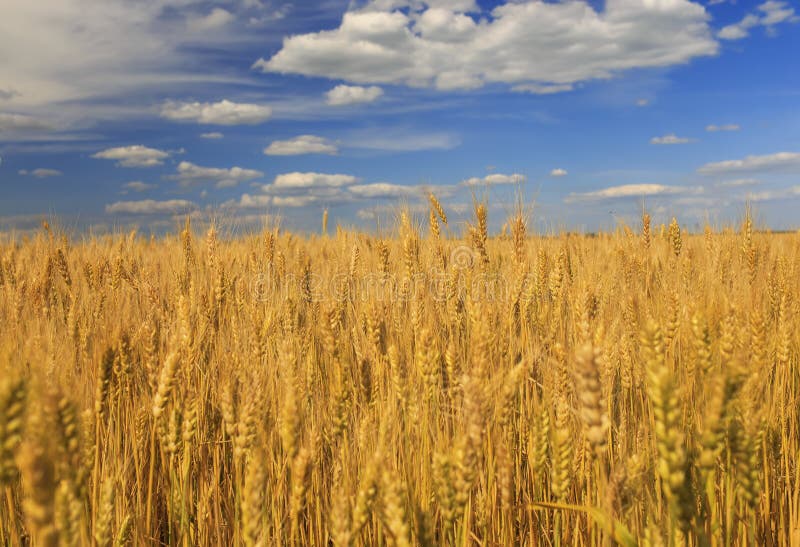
[1,0,798,234]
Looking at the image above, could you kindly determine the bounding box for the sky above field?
[1,0,799,234]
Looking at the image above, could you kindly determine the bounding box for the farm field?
[1,203,798,546]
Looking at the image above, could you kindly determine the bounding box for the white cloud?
[706,123,740,132]
[0,0,260,113]
[271,172,359,189]
[105,199,197,215]
[565,183,695,202]
[698,152,800,175]
[651,134,692,145]
[760,0,798,24]
[412,6,481,44]
[173,161,263,188]
[161,100,272,125]
[461,173,526,186]
[718,1,797,40]
[123,181,156,192]
[92,145,170,167]
[257,1,717,93]
[200,132,224,139]
[348,182,420,198]
[346,130,460,152]
[188,8,235,32]
[636,98,650,107]
[32,168,62,178]
[512,83,574,95]
[233,190,333,210]
[238,193,273,209]
[247,3,293,26]
[745,186,800,202]
[273,195,320,207]
[715,178,761,188]
[718,14,760,40]
[325,85,384,106]
[264,135,338,156]
[0,112,52,132]
[19,168,62,178]
[550,168,568,177]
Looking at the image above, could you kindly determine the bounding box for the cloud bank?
[565,183,697,202]
[698,151,800,174]
[173,161,263,188]
[264,135,338,156]
[106,199,197,215]
[326,85,384,106]
[258,0,718,93]
[161,100,272,125]
[93,145,170,168]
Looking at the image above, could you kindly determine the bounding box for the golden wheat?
[0,203,797,545]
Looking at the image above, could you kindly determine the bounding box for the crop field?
[0,200,798,546]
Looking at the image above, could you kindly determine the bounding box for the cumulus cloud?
[636,98,650,107]
[257,1,717,93]
[550,168,568,177]
[565,184,695,202]
[273,195,320,207]
[123,181,156,192]
[271,172,359,189]
[161,100,272,125]
[706,123,740,132]
[19,168,62,178]
[651,134,692,145]
[238,193,273,209]
[718,15,760,40]
[325,85,384,106]
[200,132,224,139]
[698,152,800,175]
[247,3,293,27]
[718,1,797,40]
[105,199,197,215]
[172,161,263,188]
[264,135,338,156]
[188,8,235,32]
[348,182,421,198]
[92,145,170,167]
[461,173,526,186]
[235,191,334,209]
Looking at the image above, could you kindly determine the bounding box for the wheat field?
[0,200,798,546]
